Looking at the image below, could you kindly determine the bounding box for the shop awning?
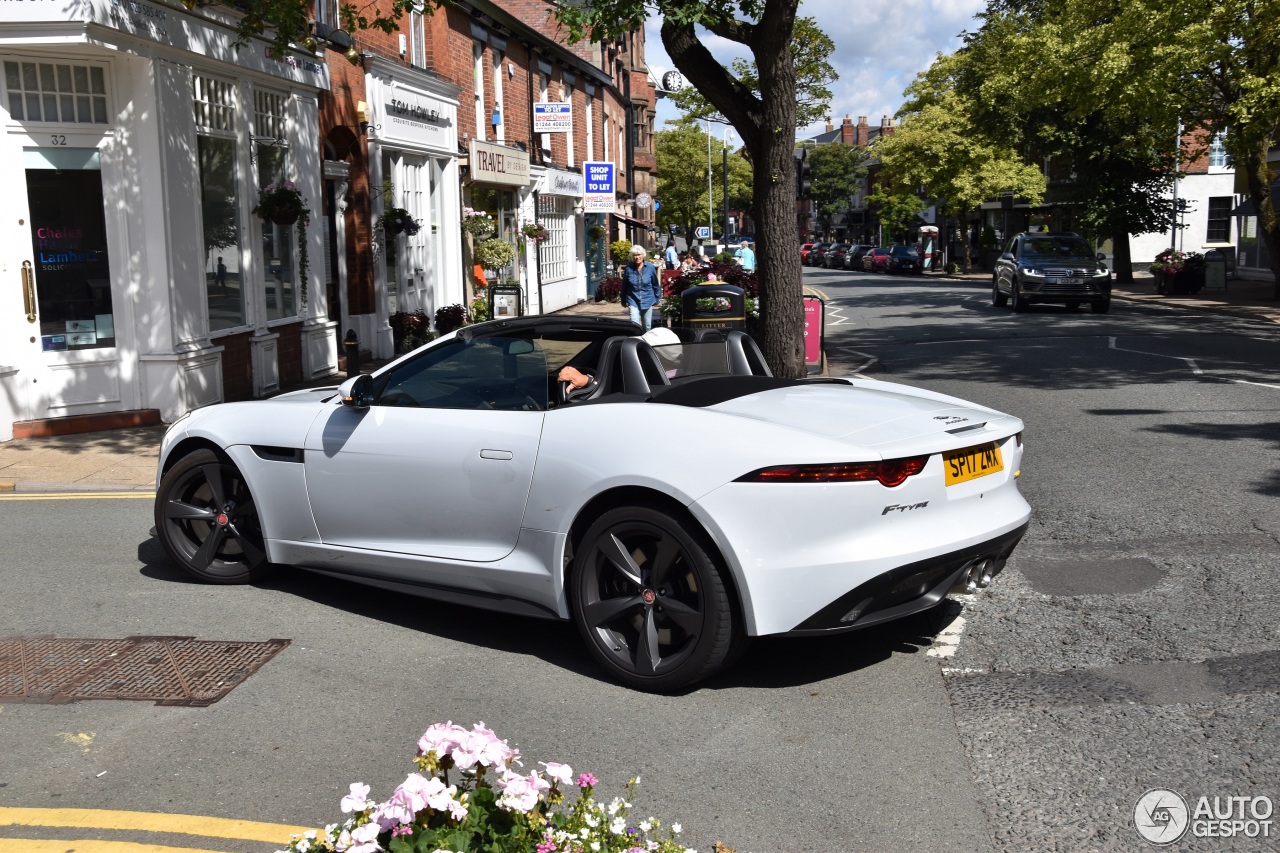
[612,212,655,229]
[1232,197,1257,216]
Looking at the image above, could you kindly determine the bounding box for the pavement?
[1,270,1275,494]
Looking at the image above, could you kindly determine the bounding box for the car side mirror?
[1001,252,1014,260]
[338,373,373,408]
[1097,253,1107,261]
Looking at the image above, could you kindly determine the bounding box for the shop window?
[24,148,116,351]
[473,42,485,142]
[411,9,426,68]
[470,185,516,283]
[255,89,296,322]
[536,195,573,283]
[1206,197,1232,243]
[194,73,244,331]
[5,61,108,124]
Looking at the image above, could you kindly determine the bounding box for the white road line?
[1108,336,1203,373]
[927,615,967,659]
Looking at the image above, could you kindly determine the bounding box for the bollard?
[344,329,359,378]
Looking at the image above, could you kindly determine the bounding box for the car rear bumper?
[784,521,1027,634]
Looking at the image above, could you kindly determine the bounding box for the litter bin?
[680,283,745,330]
[1203,249,1227,293]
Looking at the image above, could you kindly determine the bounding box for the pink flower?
[346,821,383,853]
[540,762,573,786]
[340,783,372,814]
[417,722,467,759]
[577,773,598,788]
[496,769,550,812]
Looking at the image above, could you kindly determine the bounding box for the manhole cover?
[1017,557,1165,596]
[0,636,289,706]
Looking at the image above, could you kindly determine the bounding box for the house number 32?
[50,135,67,145]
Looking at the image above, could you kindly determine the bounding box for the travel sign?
[583,161,615,213]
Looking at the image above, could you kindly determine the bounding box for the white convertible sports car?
[154,316,1030,691]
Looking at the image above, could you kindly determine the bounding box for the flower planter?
[269,210,300,226]
[1155,268,1204,295]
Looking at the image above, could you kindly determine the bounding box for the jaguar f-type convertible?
[154,316,1030,691]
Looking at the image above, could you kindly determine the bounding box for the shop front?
[0,0,329,440]
[364,60,461,357]
[467,139,531,314]
[533,167,585,313]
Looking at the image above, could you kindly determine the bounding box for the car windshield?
[890,246,918,257]
[1021,236,1093,260]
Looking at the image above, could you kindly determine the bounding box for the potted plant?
[588,223,608,239]
[434,304,469,334]
[521,221,549,242]
[378,207,421,255]
[1150,249,1204,295]
[461,206,495,237]
[276,722,704,853]
[473,237,515,276]
[597,276,622,303]
[252,181,310,303]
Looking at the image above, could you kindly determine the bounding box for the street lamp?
[723,129,733,245]
[706,120,714,249]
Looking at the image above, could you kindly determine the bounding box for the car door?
[303,335,547,562]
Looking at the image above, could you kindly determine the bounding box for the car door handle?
[479,449,513,460]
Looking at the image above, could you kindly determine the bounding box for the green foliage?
[609,240,635,266]
[864,189,927,244]
[667,17,837,129]
[473,238,515,271]
[597,276,622,302]
[434,304,469,334]
[655,124,753,238]
[806,143,866,233]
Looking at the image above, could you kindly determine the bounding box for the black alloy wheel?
[570,503,737,691]
[155,448,271,584]
[991,278,1008,307]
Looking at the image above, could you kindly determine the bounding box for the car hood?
[705,381,1016,450]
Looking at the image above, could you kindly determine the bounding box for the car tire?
[154,448,272,584]
[1091,297,1111,314]
[1065,301,1080,311]
[992,278,1008,307]
[570,502,738,691]
[1011,282,1029,313]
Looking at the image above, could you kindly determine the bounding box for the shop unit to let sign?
[583,161,615,213]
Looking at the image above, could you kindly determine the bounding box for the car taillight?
[736,456,929,487]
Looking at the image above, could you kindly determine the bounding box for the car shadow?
[137,539,964,690]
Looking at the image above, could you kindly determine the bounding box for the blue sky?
[644,0,986,136]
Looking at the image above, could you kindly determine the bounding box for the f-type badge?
[882,501,929,516]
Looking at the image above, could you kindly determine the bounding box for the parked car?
[887,245,922,275]
[824,243,852,268]
[800,242,815,263]
[842,244,873,270]
[993,232,1111,313]
[153,316,1030,692]
[862,247,891,272]
[804,242,826,266]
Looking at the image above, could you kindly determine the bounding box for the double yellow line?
[0,807,312,852]
[0,491,153,501]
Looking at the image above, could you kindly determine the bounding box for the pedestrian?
[679,251,698,273]
[737,240,756,272]
[621,243,662,331]
[663,237,678,271]
[215,256,227,293]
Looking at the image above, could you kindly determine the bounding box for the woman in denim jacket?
[621,244,662,331]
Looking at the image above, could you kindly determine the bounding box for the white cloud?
[646,0,984,135]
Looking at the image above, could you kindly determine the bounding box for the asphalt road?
[809,263,1280,851]
[3,268,1278,852]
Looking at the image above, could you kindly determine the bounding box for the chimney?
[825,116,833,133]
[857,115,869,147]
[841,114,854,146]
[881,114,891,128]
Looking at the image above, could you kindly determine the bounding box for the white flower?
[296,841,310,853]
[610,817,627,834]
[585,814,600,828]
[579,828,590,839]
[640,820,652,832]
[591,844,601,852]
[608,798,625,816]
[671,823,683,834]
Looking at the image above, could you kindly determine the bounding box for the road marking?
[0,491,153,501]
[0,841,247,853]
[0,807,311,843]
[1109,337,1203,373]
[926,615,967,659]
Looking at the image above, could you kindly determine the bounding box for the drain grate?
[0,635,290,706]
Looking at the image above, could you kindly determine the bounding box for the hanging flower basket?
[473,237,515,272]
[252,181,310,306]
[588,224,607,239]
[461,206,495,237]
[521,221,549,242]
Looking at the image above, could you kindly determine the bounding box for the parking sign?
[695,226,711,239]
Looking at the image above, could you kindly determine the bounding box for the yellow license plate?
[944,443,1004,486]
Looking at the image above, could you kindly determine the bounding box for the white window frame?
[536,195,573,283]
[473,42,486,142]
[491,49,505,144]
[410,8,426,68]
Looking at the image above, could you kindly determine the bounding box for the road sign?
[583,162,615,213]
[695,226,711,239]
[635,192,652,209]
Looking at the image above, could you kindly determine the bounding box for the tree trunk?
[959,219,973,274]
[1241,141,1280,299]
[1111,230,1133,285]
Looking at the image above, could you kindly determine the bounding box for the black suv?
[993,232,1111,313]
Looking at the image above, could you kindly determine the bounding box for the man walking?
[622,244,662,331]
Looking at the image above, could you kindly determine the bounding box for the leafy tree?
[667,17,837,131]
[655,123,753,241]
[864,186,926,245]
[874,70,1046,271]
[805,143,866,238]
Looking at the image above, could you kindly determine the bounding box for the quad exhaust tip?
[953,558,999,594]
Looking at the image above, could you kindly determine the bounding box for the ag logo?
[1135,789,1189,844]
